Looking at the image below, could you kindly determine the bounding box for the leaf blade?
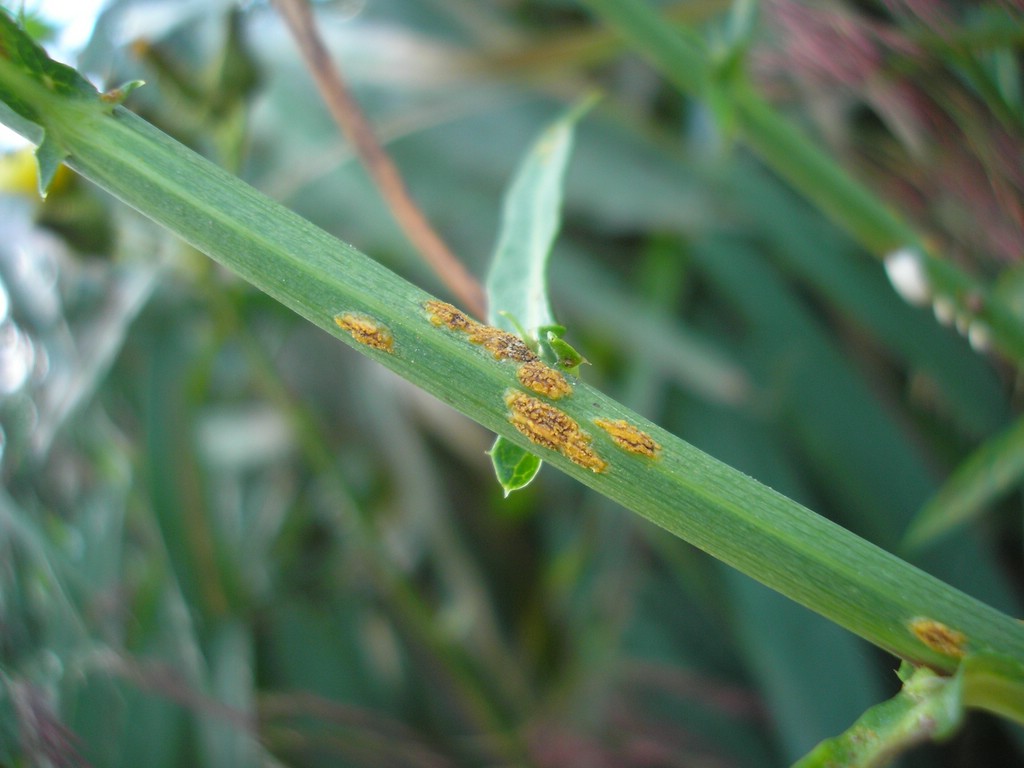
[905,414,1024,548]
[485,92,598,337]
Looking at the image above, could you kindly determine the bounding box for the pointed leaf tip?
[35,133,67,197]
[101,79,145,105]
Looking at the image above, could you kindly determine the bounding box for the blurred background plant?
[0,1,1022,766]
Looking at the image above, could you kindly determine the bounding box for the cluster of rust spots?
[517,360,572,400]
[505,390,606,473]
[908,618,968,659]
[593,418,661,458]
[334,312,394,353]
[425,300,665,471]
[425,300,539,363]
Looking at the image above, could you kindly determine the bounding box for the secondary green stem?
[579,0,1024,363]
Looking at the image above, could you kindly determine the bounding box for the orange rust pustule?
[908,618,967,659]
[517,360,572,400]
[505,390,606,473]
[593,418,660,458]
[334,313,394,353]
[468,325,539,363]
[424,300,477,331]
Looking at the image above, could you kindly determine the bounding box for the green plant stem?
[2,58,1024,719]
[793,665,963,768]
[729,90,918,255]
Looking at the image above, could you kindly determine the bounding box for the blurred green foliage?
[1,1,1022,766]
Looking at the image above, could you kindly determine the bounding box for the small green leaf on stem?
[489,435,543,498]
[539,324,587,375]
[34,133,67,196]
[100,80,146,105]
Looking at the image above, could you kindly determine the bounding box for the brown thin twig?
[271,0,487,319]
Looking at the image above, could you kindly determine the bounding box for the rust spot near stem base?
[908,618,967,659]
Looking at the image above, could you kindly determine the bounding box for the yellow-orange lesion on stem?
[505,390,605,473]
[334,312,394,353]
[593,418,660,458]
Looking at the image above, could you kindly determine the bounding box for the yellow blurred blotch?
[0,147,73,198]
